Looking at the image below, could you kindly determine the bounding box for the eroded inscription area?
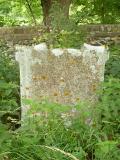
[30,48,104,105]
[16,43,109,110]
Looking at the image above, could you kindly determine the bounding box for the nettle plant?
[105,45,120,79]
[97,77,120,137]
[0,41,20,114]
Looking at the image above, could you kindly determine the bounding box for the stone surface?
[15,43,109,118]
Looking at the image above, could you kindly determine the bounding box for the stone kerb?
[15,43,109,119]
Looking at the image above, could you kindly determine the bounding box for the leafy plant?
[0,96,120,160]
[0,41,20,115]
[105,45,120,79]
[95,140,120,160]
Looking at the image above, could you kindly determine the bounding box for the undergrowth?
[0,42,120,159]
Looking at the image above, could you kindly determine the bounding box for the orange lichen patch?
[41,75,48,80]
[76,97,80,101]
[90,84,97,92]
[32,75,41,80]
[53,92,58,96]
[32,76,37,80]
[32,75,49,81]
[69,59,76,65]
[60,78,65,82]
[64,90,71,96]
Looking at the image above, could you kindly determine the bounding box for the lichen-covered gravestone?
[15,43,109,118]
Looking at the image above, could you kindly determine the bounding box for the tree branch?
[25,0,37,25]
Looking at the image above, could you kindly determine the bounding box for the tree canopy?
[0,0,120,26]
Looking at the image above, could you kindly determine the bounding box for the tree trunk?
[59,0,71,19]
[41,0,52,26]
[41,0,71,27]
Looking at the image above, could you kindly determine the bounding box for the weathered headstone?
[15,43,109,118]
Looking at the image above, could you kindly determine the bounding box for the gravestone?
[15,43,109,118]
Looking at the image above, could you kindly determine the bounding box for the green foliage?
[93,0,120,23]
[96,77,120,138]
[0,0,26,26]
[95,141,120,160]
[0,0,42,26]
[0,41,20,114]
[72,0,120,24]
[105,45,120,79]
[36,25,86,48]
[0,98,119,160]
[0,0,120,26]
[0,123,12,158]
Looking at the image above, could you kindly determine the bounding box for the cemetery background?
[0,0,120,160]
